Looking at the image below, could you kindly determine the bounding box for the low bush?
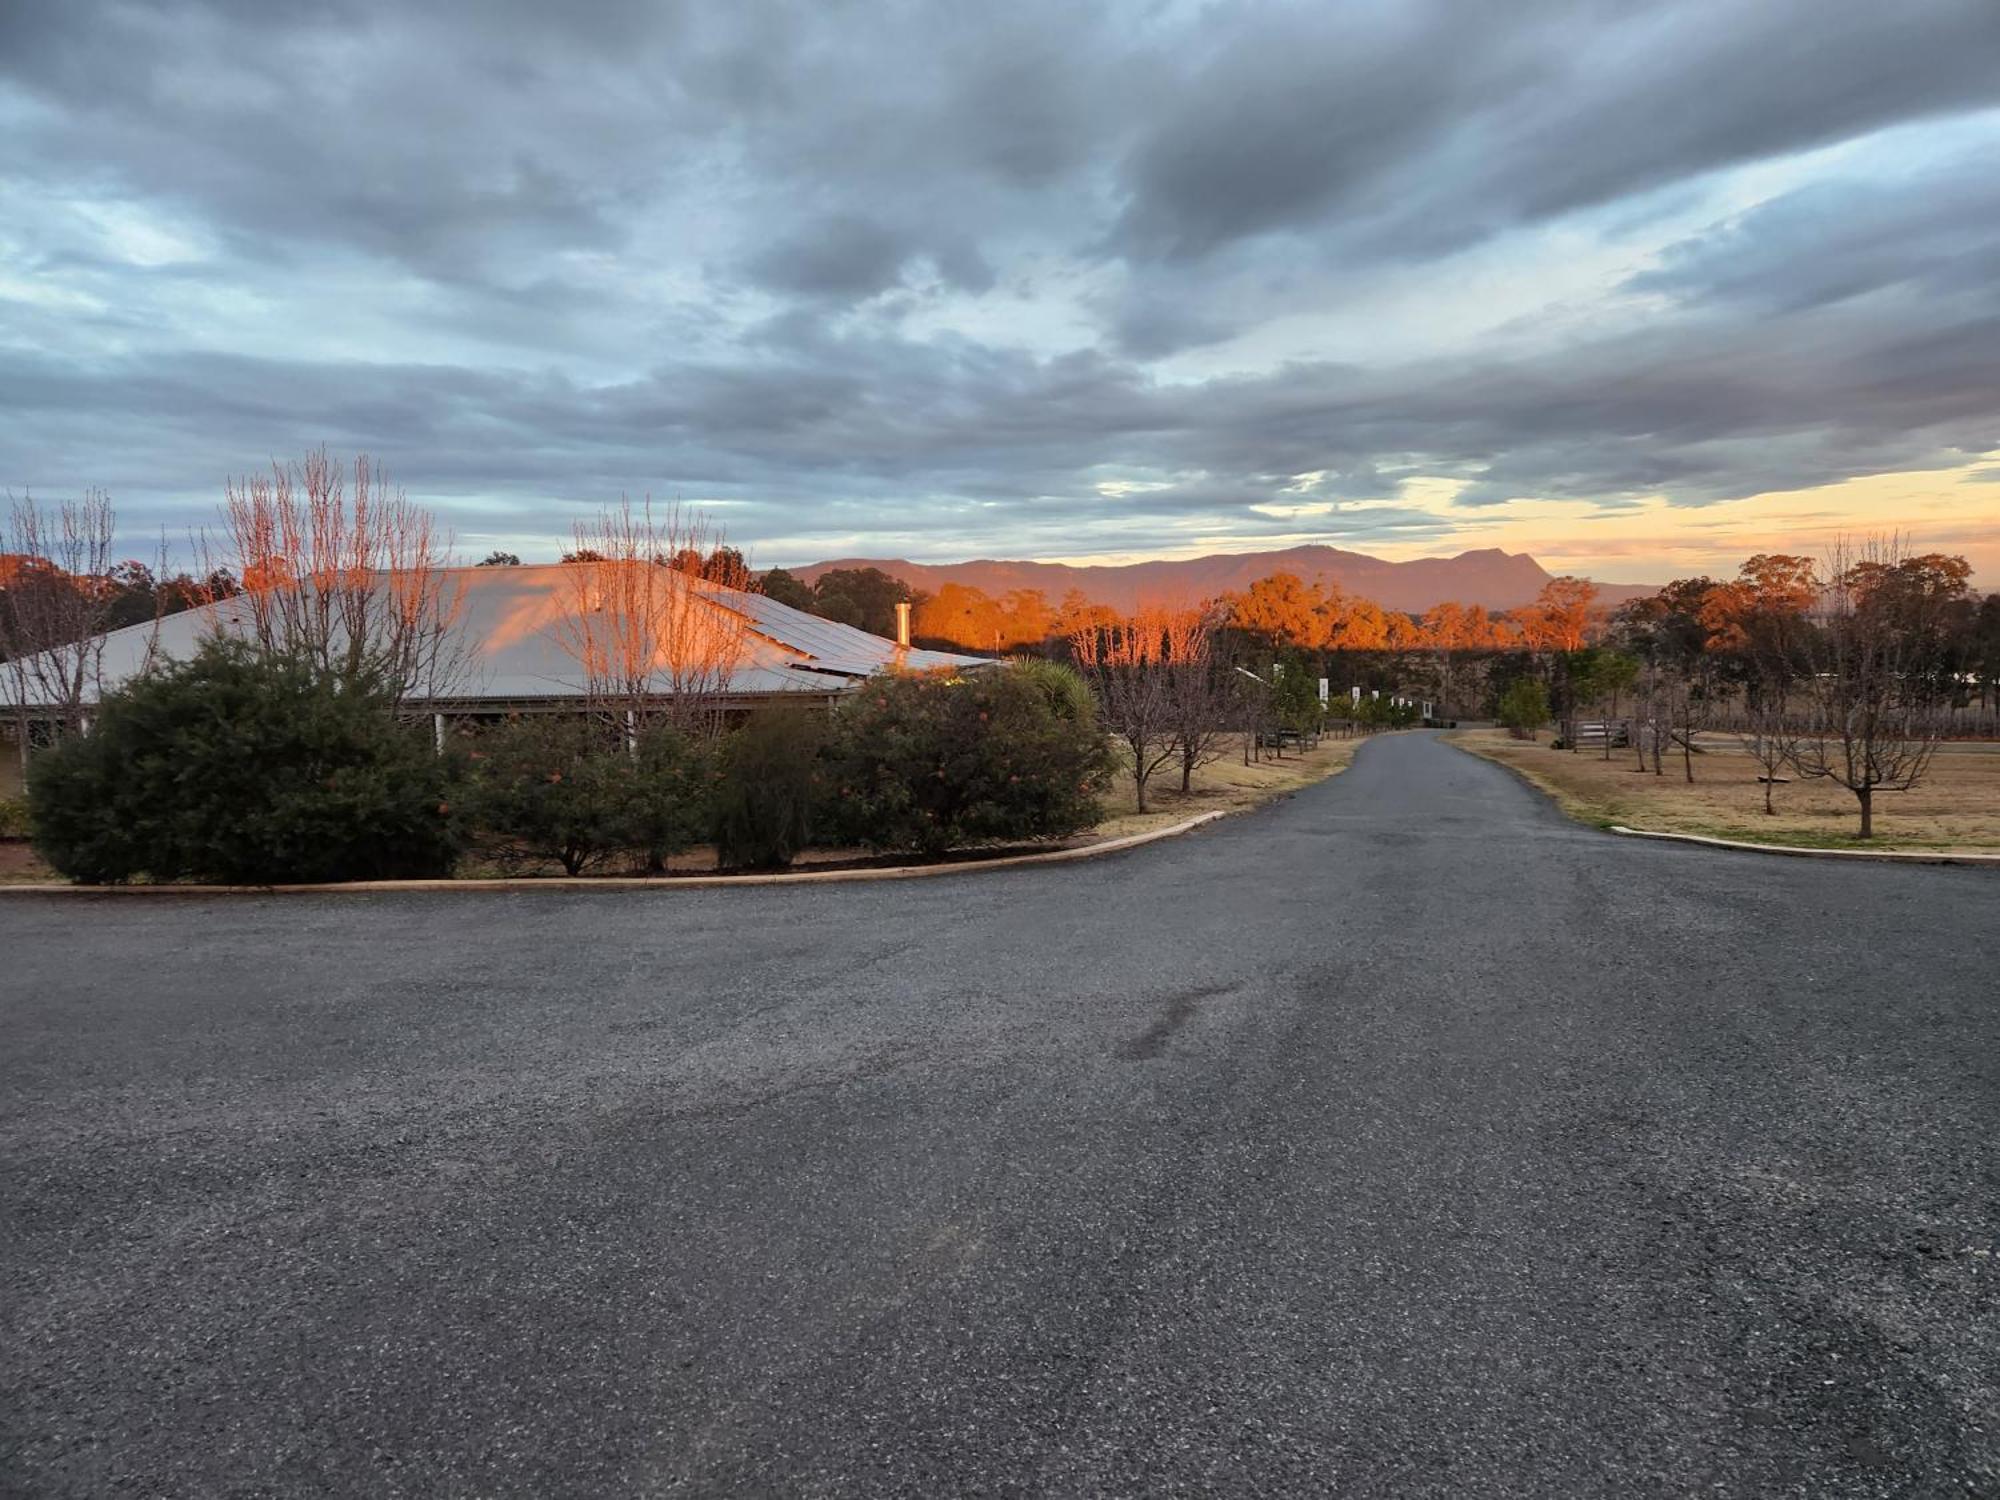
[714,701,824,869]
[27,639,460,884]
[1353,694,1422,730]
[627,724,716,873]
[0,795,27,838]
[825,667,1114,855]
[463,716,635,876]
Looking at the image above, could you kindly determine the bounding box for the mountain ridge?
[792,545,1657,614]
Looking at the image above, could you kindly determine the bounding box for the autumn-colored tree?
[1329,595,1390,651]
[1700,553,1816,659]
[1422,599,1469,716]
[1000,589,1053,649]
[1515,576,1600,653]
[1054,588,1118,638]
[914,583,1006,653]
[1227,573,1326,650]
[1384,611,1426,651]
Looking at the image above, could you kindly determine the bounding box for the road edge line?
[1605,826,2000,866]
[0,809,1234,896]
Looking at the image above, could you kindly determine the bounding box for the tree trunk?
[1856,784,1873,839]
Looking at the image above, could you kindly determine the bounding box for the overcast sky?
[3,0,1997,580]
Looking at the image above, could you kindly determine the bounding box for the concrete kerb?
[1609,825,2000,866]
[0,810,1233,896]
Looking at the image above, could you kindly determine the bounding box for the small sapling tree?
[1497,677,1549,740]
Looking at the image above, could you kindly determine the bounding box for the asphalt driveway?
[2,731,1995,1496]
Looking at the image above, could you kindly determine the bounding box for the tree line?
[1483,548,1995,837]
[7,459,1994,850]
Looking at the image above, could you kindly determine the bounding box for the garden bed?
[3,731,1370,887]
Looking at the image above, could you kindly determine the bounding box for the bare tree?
[211,450,466,702]
[1662,665,1711,783]
[1,490,118,769]
[1790,538,1951,839]
[1634,660,1668,775]
[1163,604,1232,793]
[550,498,750,738]
[1068,605,1185,813]
[1739,680,1794,815]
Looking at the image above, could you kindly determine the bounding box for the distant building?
[4,563,990,759]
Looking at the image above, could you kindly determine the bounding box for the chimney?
[894,600,911,648]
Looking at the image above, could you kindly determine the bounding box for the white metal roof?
[14,563,989,708]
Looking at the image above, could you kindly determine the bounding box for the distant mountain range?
[793,545,1656,614]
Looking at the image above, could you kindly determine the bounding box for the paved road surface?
[3,732,1995,1496]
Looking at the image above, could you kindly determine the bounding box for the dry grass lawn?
[1090,731,1367,840]
[1448,727,2000,853]
[0,839,51,885]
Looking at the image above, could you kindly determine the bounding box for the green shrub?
[627,724,715,873]
[1009,657,1096,724]
[1353,694,1421,729]
[27,639,460,885]
[0,795,27,838]
[465,716,636,876]
[714,701,825,869]
[1498,677,1551,738]
[825,667,1114,856]
[1272,659,1323,733]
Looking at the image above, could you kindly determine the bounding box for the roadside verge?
[0,809,1234,896]
[1445,731,2000,866]
[1605,825,2000,866]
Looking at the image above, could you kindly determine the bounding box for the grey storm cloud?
[1108,0,2000,264]
[1628,148,2000,313]
[1,0,1998,562]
